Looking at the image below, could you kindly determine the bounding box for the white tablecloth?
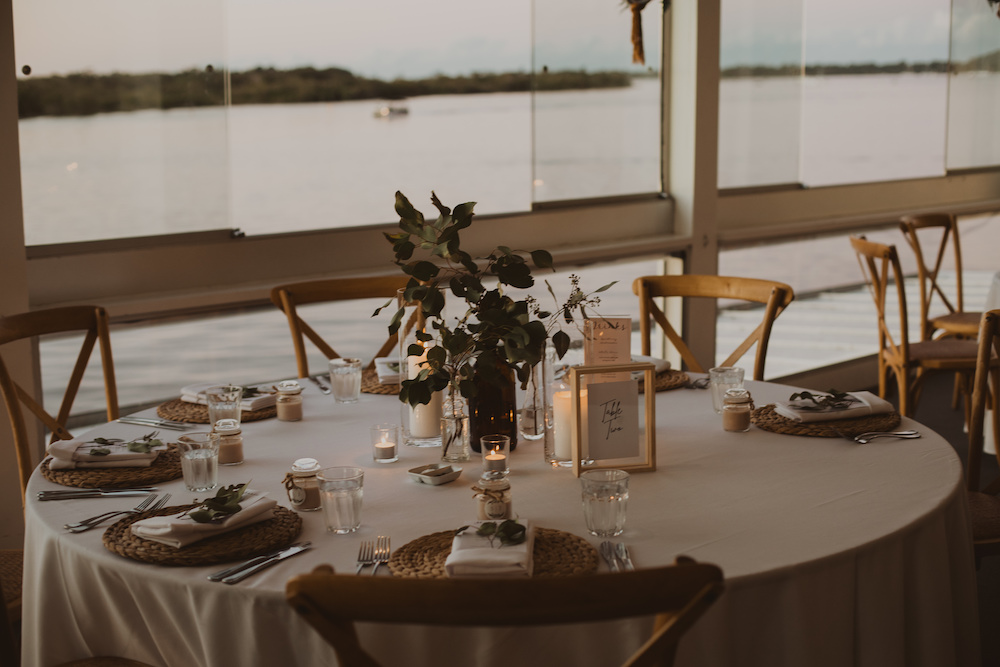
[22,378,980,667]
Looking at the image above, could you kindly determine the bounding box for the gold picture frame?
[568,362,656,477]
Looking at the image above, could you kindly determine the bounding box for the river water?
[20,72,995,246]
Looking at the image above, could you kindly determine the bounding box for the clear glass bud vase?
[440,393,471,463]
[519,345,552,442]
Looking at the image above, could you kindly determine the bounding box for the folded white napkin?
[179,382,276,411]
[773,390,894,423]
[374,357,401,384]
[631,355,671,373]
[47,426,165,470]
[444,521,535,578]
[130,494,277,548]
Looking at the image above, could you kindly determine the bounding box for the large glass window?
[13,0,229,245]
[718,0,803,189]
[720,0,954,189]
[14,0,664,245]
[947,0,1000,170]
[532,0,662,201]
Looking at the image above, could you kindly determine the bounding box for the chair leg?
[895,367,913,417]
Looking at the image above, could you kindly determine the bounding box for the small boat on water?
[373,105,409,119]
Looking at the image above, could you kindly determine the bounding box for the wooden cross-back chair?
[287,558,724,667]
[270,276,410,378]
[0,305,119,498]
[849,236,987,417]
[632,275,794,381]
[899,213,981,341]
[0,305,120,665]
[965,309,1000,566]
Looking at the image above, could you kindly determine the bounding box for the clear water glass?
[318,466,364,533]
[329,358,362,403]
[709,366,745,414]
[177,432,219,492]
[205,384,243,425]
[580,469,629,537]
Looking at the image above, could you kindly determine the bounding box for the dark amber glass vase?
[469,353,518,453]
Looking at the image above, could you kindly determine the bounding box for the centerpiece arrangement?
[378,191,613,460]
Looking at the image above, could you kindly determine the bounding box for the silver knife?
[117,417,191,431]
[221,542,312,584]
[308,375,332,395]
[616,542,636,571]
[207,542,307,582]
[38,489,156,500]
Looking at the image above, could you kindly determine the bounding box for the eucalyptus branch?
[376,190,615,407]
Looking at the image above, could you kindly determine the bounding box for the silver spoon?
[853,430,921,444]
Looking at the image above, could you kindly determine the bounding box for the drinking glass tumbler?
[709,367,744,414]
[206,384,243,426]
[580,469,629,537]
[318,466,364,533]
[329,358,363,404]
[177,432,219,492]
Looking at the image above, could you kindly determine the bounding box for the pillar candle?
[407,354,442,438]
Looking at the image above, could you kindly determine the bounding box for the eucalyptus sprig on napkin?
[189,482,251,523]
[455,519,526,549]
[787,389,859,411]
[83,432,163,456]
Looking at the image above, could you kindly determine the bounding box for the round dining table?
[21,376,981,667]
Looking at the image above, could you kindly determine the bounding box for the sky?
[10,0,999,80]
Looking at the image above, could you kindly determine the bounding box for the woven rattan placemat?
[103,504,302,566]
[361,367,399,395]
[156,398,277,424]
[40,443,183,488]
[638,369,691,393]
[751,403,902,438]
[387,527,599,579]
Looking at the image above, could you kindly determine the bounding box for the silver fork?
[371,535,390,576]
[356,540,376,574]
[65,493,170,533]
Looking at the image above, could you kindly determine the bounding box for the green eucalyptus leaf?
[411,260,440,282]
[594,281,617,293]
[530,249,554,269]
[387,306,405,335]
[552,330,571,359]
[89,447,111,456]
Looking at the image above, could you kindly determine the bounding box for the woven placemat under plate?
[751,403,902,438]
[156,398,276,424]
[40,443,183,489]
[361,367,400,395]
[638,369,691,393]
[388,527,599,579]
[103,504,302,566]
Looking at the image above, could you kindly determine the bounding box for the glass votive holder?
[370,423,400,463]
[480,434,510,476]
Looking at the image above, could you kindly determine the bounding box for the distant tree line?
[16,66,633,119]
[722,52,1000,78]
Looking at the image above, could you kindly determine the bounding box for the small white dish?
[408,463,462,486]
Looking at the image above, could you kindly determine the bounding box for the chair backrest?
[849,235,911,365]
[269,276,409,377]
[0,305,119,499]
[967,309,1000,495]
[632,275,794,381]
[287,558,724,667]
[899,212,967,339]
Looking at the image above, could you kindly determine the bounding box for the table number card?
[569,363,656,476]
[584,317,632,383]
